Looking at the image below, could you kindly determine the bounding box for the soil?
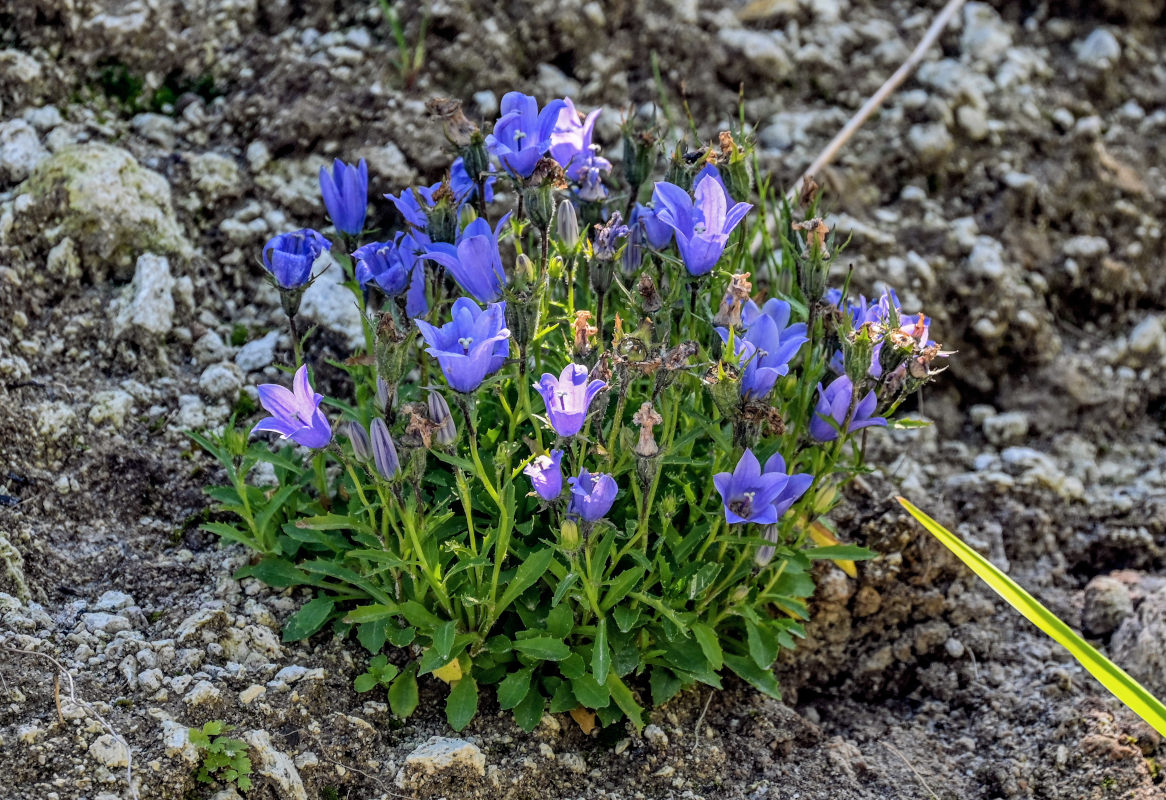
[2,1,1166,799]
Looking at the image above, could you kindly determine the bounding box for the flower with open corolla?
[354,232,429,317]
[760,451,814,519]
[486,92,567,178]
[809,375,886,442]
[535,363,606,437]
[550,98,610,180]
[414,298,510,393]
[319,158,368,236]
[262,229,331,289]
[567,468,618,522]
[450,156,496,205]
[716,313,807,401]
[631,203,674,250]
[713,449,791,525]
[251,364,332,448]
[524,449,564,501]
[419,212,512,303]
[651,167,752,277]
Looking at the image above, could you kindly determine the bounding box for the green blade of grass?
[898,496,1166,737]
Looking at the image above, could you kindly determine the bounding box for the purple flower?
[414,298,510,393]
[486,92,567,178]
[651,167,752,276]
[760,451,814,519]
[370,417,400,479]
[450,157,496,205]
[346,420,373,461]
[568,468,618,522]
[534,364,606,437]
[386,183,444,230]
[354,233,429,317]
[319,158,368,236]
[419,213,512,303]
[550,98,610,179]
[593,211,629,260]
[251,365,332,449]
[712,449,789,525]
[716,311,808,400]
[262,229,331,289]
[632,203,674,250]
[524,449,564,501]
[809,375,886,442]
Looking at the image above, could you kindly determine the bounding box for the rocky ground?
[2,0,1166,798]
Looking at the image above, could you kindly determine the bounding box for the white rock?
[131,113,177,149]
[194,330,232,365]
[273,665,309,683]
[472,90,498,118]
[717,29,792,81]
[190,152,242,203]
[88,390,135,428]
[199,362,243,399]
[235,330,280,372]
[983,411,1029,445]
[956,105,989,141]
[239,684,266,704]
[183,680,222,707]
[82,612,132,634]
[244,729,308,800]
[138,668,164,693]
[115,253,175,337]
[397,737,486,787]
[0,119,48,184]
[161,719,199,764]
[88,734,129,768]
[1128,315,1165,357]
[960,2,1012,66]
[1062,235,1109,259]
[35,400,77,441]
[92,590,135,611]
[966,237,1007,280]
[299,257,364,349]
[1076,29,1120,70]
[907,122,954,164]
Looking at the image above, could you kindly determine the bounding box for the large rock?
[1111,587,1166,698]
[12,143,189,283]
[395,736,486,790]
[242,729,307,800]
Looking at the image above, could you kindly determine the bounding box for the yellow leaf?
[569,706,597,735]
[809,521,857,578]
[432,658,463,684]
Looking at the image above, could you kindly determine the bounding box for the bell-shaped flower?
[760,451,814,519]
[713,449,789,525]
[450,156,496,205]
[550,98,612,181]
[319,158,368,236]
[262,229,331,289]
[567,468,618,522]
[414,298,510,393]
[632,203,674,250]
[716,312,807,401]
[651,167,752,276]
[534,363,606,437]
[251,364,332,449]
[809,375,886,442]
[419,212,512,303]
[354,232,429,317]
[386,182,443,230]
[486,92,567,178]
[524,449,564,501]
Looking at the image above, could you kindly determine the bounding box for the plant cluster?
[188,721,252,792]
[191,91,948,732]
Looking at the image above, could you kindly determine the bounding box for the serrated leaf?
[690,622,724,671]
[343,603,399,624]
[724,653,782,700]
[353,673,379,693]
[612,605,640,633]
[559,652,586,680]
[549,678,578,713]
[686,563,722,600]
[234,557,308,588]
[746,618,779,669]
[601,566,645,611]
[496,548,555,616]
[446,676,479,732]
[650,667,685,706]
[605,673,644,732]
[357,620,388,654]
[570,674,610,709]
[281,598,334,642]
[552,572,579,607]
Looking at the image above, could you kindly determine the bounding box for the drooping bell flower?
[809,375,886,442]
[319,158,368,236]
[713,449,789,525]
[534,363,606,437]
[419,212,513,303]
[486,92,567,178]
[524,449,564,501]
[549,98,609,179]
[262,229,331,289]
[567,468,618,522]
[414,298,510,393]
[251,364,332,449]
[651,167,752,276]
[386,182,443,231]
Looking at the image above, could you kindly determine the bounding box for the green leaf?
[513,687,545,732]
[548,679,577,713]
[545,603,574,639]
[805,544,877,560]
[746,618,779,669]
[601,566,645,612]
[559,652,586,680]
[551,572,578,607]
[432,621,456,661]
[497,668,534,710]
[649,667,685,706]
[356,620,388,654]
[389,667,419,718]
[605,673,644,732]
[612,605,641,633]
[496,548,555,616]
[295,514,372,532]
[571,674,610,709]
[282,598,334,642]
[888,417,932,429]
[201,522,256,549]
[353,673,379,693]
[446,676,479,732]
[690,622,724,671]
[899,496,1166,738]
[724,653,782,700]
[254,483,302,537]
[512,637,570,661]
[235,557,307,588]
[343,604,399,624]
[592,617,611,685]
[686,563,722,600]
[398,600,443,630]
[388,626,416,647]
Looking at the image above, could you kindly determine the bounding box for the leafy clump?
[189,721,252,792]
[191,90,948,734]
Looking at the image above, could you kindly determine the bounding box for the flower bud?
[375,376,391,415]
[621,221,643,276]
[754,524,780,568]
[812,485,837,516]
[718,131,753,203]
[346,420,373,461]
[370,417,400,480]
[665,144,693,191]
[705,361,743,420]
[556,199,579,250]
[423,185,459,244]
[559,518,581,551]
[524,184,556,232]
[459,133,490,182]
[729,585,749,604]
[515,253,536,286]
[427,390,457,446]
[458,202,478,228]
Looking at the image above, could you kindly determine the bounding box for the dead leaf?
[570,706,597,734]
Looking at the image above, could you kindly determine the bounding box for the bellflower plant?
[193,92,951,736]
[320,158,369,236]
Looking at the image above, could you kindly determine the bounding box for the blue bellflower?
[420,213,512,303]
[568,468,618,522]
[262,229,331,289]
[450,157,496,205]
[486,92,567,178]
[319,158,368,236]
[387,183,442,231]
[713,449,791,525]
[535,363,606,437]
[717,312,808,400]
[549,98,610,180]
[252,365,332,449]
[523,449,564,501]
[809,375,887,442]
[353,232,429,317]
[632,203,674,250]
[760,451,814,519]
[369,417,400,479]
[652,166,752,276]
[414,298,510,393]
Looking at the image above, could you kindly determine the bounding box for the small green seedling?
[189,721,253,792]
